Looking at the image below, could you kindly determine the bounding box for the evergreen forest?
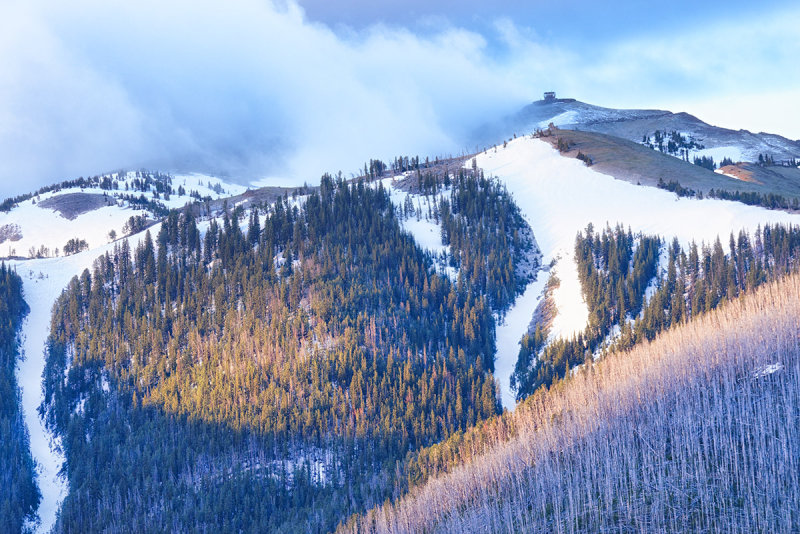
[40,173,534,532]
[0,264,39,532]
[513,222,800,399]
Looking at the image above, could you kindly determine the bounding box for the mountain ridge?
[473,96,800,164]
[4,105,800,533]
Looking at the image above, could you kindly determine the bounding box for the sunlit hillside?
[344,272,800,533]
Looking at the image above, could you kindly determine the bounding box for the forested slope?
[392,163,539,314]
[0,264,39,532]
[514,222,800,398]
[344,268,800,533]
[39,175,522,533]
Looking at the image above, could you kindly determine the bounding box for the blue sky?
[0,0,798,198]
[299,0,783,45]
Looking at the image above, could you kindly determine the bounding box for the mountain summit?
[474,93,800,165]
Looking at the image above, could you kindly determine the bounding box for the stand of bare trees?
[342,273,800,533]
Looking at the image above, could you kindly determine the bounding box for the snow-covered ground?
[0,195,133,258]
[474,137,800,407]
[10,227,157,533]
[494,274,548,408]
[537,110,579,129]
[693,146,745,164]
[383,178,458,281]
[401,218,447,255]
[0,173,246,259]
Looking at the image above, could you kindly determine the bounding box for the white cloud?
[574,7,800,136]
[0,0,534,197]
[0,0,797,199]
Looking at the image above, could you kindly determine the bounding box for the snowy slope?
[11,226,159,533]
[0,172,246,259]
[474,137,800,406]
[494,274,548,408]
[10,195,256,532]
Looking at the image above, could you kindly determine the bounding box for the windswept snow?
[474,137,800,407]
[537,110,578,129]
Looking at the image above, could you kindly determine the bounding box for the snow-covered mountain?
[374,138,800,408]
[6,113,800,532]
[474,95,800,165]
[0,172,248,260]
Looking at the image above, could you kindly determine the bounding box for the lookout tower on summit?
[543,91,556,102]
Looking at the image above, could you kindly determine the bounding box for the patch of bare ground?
[537,127,800,202]
[717,164,760,183]
[38,192,115,219]
[0,223,22,244]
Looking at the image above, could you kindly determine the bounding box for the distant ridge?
[473,95,800,164]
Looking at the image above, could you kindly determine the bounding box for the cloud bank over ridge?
[0,0,797,197]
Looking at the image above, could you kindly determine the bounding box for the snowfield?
[400,218,447,256]
[693,146,745,164]
[1,198,137,259]
[474,137,800,407]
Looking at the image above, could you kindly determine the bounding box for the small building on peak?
[543,91,556,102]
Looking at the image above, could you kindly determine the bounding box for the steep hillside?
[343,271,800,533]
[514,222,800,397]
[2,172,253,533]
[5,131,799,533]
[471,137,800,399]
[538,128,800,202]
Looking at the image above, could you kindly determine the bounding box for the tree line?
[657,177,800,211]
